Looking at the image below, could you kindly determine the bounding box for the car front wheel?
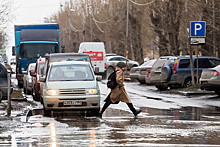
[214,91,220,95]
[155,85,168,91]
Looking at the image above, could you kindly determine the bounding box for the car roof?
[106,55,125,58]
[45,53,89,58]
[51,61,90,66]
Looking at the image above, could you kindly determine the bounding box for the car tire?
[23,87,27,94]
[43,105,51,117]
[138,79,146,84]
[27,89,32,95]
[183,78,192,88]
[155,85,168,91]
[214,91,220,95]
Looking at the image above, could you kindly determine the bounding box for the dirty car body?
[41,61,100,114]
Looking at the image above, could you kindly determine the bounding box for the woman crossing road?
[99,62,141,118]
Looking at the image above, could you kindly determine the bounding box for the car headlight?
[86,89,98,95]
[46,89,59,96]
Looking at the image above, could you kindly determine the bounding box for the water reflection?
[49,121,57,147]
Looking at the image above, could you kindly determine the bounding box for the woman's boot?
[127,103,141,117]
[98,101,111,118]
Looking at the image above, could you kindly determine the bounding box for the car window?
[48,64,94,81]
[152,59,166,69]
[164,58,176,68]
[208,59,220,68]
[119,57,126,61]
[0,65,2,74]
[179,59,190,68]
[194,59,211,68]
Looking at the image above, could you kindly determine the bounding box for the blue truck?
[12,23,60,87]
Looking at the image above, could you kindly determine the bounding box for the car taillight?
[174,59,178,74]
[105,63,107,69]
[211,71,219,76]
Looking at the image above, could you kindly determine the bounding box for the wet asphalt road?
[1,80,220,146]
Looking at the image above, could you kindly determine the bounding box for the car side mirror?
[96,75,102,81]
[30,71,36,77]
[22,71,27,74]
[94,67,99,74]
[39,76,46,82]
[12,46,15,56]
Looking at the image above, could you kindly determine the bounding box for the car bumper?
[130,74,139,79]
[43,95,100,110]
[200,81,220,91]
[138,75,145,81]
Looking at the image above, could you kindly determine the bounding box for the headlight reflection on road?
[90,127,96,147]
[49,121,57,147]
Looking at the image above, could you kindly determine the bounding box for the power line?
[130,0,155,6]
[92,4,125,24]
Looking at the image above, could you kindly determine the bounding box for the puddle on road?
[1,106,220,146]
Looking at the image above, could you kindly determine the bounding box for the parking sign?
[190,21,206,37]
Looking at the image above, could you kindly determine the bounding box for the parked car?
[0,56,3,63]
[106,53,118,57]
[40,61,101,116]
[200,65,220,95]
[138,59,156,84]
[0,63,13,102]
[106,55,139,76]
[30,58,45,101]
[23,63,36,94]
[129,59,156,84]
[149,56,173,90]
[160,56,220,90]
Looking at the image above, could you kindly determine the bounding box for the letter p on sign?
[190,21,206,37]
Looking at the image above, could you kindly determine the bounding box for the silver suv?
[40,61,100,116]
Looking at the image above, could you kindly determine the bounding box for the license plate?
[202,81,208,84]
[63,101,82,106]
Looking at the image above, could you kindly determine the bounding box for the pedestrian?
[99,62,141,118]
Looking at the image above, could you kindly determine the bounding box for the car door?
[0,64,7,88]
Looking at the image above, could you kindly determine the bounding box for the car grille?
[59,89,86,96]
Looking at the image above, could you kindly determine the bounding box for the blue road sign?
[190,21,206,37]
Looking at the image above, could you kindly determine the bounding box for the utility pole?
[185,0,195,85]
[125,0,129,73]
[68,11,71,49]
[89,5,93,42]
[212,0,216,57]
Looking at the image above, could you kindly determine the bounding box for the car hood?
[46,81,97,89]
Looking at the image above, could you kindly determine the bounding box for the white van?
[78,42,106,77]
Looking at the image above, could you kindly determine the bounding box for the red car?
[30,58,45,101]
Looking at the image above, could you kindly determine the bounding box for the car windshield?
[141,60,156,67]
[152,59,166,69]
[48,64,94,81]
[20,43,59,58]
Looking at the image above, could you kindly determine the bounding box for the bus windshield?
[20,43,59,58]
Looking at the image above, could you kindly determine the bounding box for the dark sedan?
[0,63,13,102]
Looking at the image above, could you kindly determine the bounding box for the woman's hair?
[117,62,126,68]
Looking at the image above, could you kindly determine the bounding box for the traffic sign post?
[190,21,206,84]
[190,21,206,37]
